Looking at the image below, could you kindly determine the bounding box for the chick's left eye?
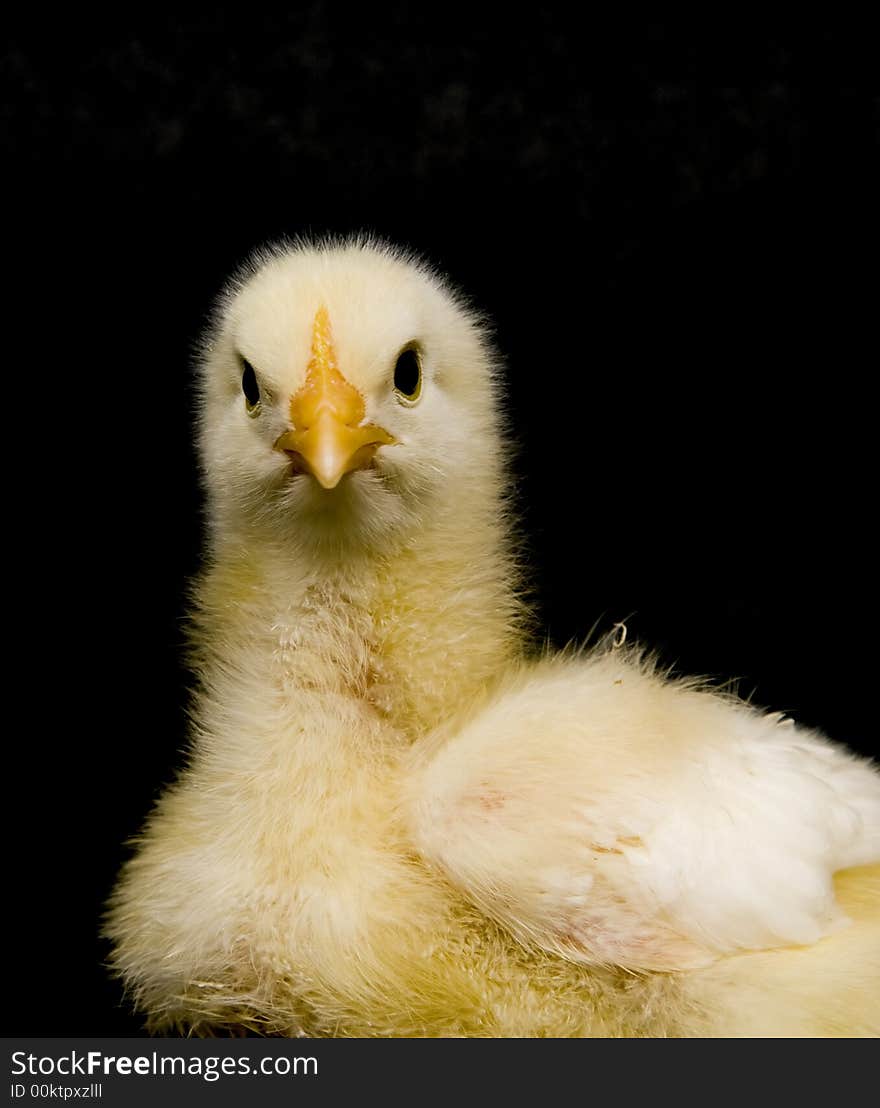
[394,347,422,401]
[241,359,261,413]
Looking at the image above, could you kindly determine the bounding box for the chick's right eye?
[241,359,261,413]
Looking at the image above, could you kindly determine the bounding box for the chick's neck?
[198,497,525,741]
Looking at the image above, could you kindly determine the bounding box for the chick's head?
[198,238,503,553]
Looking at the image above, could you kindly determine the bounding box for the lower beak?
[274,412,398,489]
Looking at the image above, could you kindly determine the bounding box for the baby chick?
[106,237,880,1037]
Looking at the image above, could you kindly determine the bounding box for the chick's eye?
[241,359,261,415]
[394,346,422,402]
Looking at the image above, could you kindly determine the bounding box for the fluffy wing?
[406,652,880,971]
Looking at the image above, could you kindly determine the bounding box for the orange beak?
[274,306,398,489]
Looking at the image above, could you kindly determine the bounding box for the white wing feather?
[408,651,880,970]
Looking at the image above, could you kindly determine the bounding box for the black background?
[6,11,878,1034]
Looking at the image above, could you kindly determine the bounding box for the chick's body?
[107,240,880,1037]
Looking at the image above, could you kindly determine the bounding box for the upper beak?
[275,413,397,490]
[274,305,398,489]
